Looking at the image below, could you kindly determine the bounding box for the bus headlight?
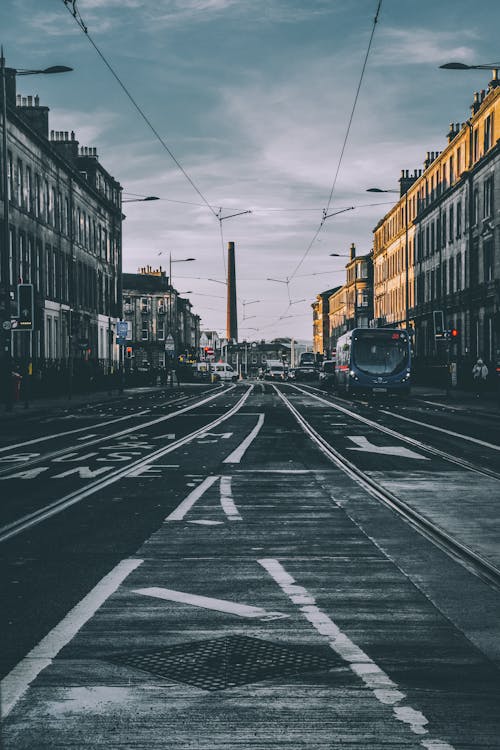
[400,371,411,382]
[349,370,358,380]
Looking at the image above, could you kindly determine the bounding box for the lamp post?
[122,195,159,203]
[367,187,410,332]
[156,253,195,376]
[1,49,72,409]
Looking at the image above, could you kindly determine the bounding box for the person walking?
[472,358,488,398]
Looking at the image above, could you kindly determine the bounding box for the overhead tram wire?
[286,0,383,285]
[61,0,217,219]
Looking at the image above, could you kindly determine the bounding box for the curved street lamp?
[122,195,159,203]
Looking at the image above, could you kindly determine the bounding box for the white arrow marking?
[223,414,265,464]
[346,436,429,460]
[133,587,288,620]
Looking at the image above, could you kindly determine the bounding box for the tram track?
[275,384,500,592]
[0,385,252,544]
[0,385,226,475]
[286,382,500,482]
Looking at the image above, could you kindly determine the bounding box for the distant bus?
[335,328,411,396]
[299,351,316,367]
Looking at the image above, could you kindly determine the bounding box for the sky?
[2,0,500,341]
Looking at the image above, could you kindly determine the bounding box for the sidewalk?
[0,384,193,421]
[411,384,500,414]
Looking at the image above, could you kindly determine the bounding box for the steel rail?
[0,386,253,544]
[275,386,500,591]
[286,383,500,482]
[0,385,229,477]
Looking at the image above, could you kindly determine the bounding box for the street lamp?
[329,253,350,257]
[367,186,410,332]
[122,195,159,203]
[439,62,500,71]
[1,49,72,409]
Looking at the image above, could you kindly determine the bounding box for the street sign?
[2,320,12,331]
[117,321,128,339]
[165,334,175,352]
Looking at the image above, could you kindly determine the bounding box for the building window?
[44,180,50,223]
[473,128,479,161]
[157,321,165,340]
[16,159,23,206]
[483,176,494,218]
[456,201,462,238]
[484,240,494,282]
[140,297,149,313]
[484,113,494,151]
[441,209,446,245]
[26,166,32,213]
[456,252,462,290]
[9,227,15,286]
[448,205,454,242]
[473,189,479,225]
[448,257,454,294]
[141,321,149,340]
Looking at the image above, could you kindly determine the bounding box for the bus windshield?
[352,332,409,376]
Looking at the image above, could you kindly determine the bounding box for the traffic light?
[125,346,133,358]
[17,284,34,330]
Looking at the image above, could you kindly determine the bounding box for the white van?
[195,362,238,382]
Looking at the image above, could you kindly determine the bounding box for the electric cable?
[61,0,218,218]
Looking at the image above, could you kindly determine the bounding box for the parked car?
[318,359,336,389]
[293,365,318,382]
[211,363,238,382]
[264,363,287,381]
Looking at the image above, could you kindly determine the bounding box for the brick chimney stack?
[226,241,238,343]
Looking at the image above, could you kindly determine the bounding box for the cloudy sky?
[2,0,500,340]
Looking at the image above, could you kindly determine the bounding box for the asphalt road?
[1,382,499,749]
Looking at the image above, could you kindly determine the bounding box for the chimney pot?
[16,94,21,106]
[21,96,27,106]
[64,131,69,140]
[50,129,55,140]
[71,131,75,140]
[34,95,39,107]
[27,95,33,107]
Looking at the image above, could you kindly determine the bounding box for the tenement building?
[0,58,122,379]
[122,266,200,371]
[327,244,372,352]
[373,71,500,370]
[312,287,340,357]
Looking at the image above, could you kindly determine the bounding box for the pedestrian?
[472,358,488,398]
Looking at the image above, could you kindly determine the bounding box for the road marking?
[133,587,287,620]
[381,410,500,451]
[152,433,176,441]
[0,387,251,543]
[198,431,233,439]
[346,436,429,460]
[0,467,49,480]
[223,413,265,463]
[53,466,112,480]
[166,475,220,521]
[219,476,242,521]
[77,434,98,440]
[259,559,455,748]
[1,558,143,718]
[188,519,224,526]
[0,453,40,463]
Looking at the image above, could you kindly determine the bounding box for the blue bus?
[335,328,411,396]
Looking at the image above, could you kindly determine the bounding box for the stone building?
[373,71,500,371]
[312,287,339,357]
[327,245,373,352]
[0,60,122,380]
[122,266,200,371]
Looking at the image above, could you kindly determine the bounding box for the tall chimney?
[350,242,356,262]
[226,241,238,342]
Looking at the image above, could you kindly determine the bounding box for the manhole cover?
[105,635,339,691]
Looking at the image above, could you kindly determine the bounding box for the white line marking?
[346,436,429,460]
[381,410,500,451]
[233,469,312,474]
[0,388,251,543]
[1,558,143,718]
[133,587,287,620]
[259,559,455,749]
[223,413,265,463]
[188,519,224,526]
[219,476,242,521]
[0,412,150,454]
[166,476,220,521]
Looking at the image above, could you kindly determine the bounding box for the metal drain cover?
[106,635,339,691]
